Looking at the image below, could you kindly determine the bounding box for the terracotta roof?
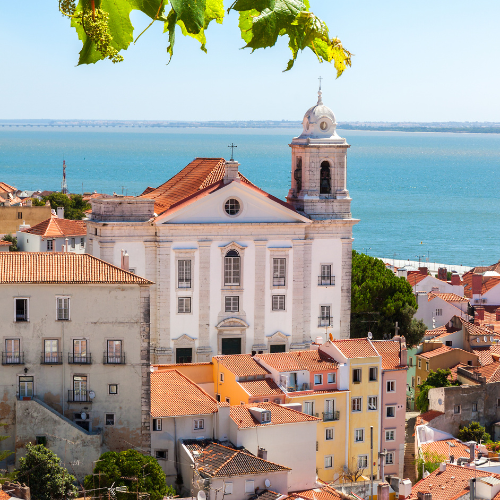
[459,317,496,336]
[283,486,343,500]
[463,272,500,298]
[21,215,86,238]
[371,340,407,370]
[251,490,282,500]
[0,241,11,246]
[230,402,319,428]
[255,350,338,372]
[0,252,152,284]
[459,361,500,383]
[0,182,16,193]
[151,370,218,417]
[407,272,428,287]
[418,346,454,359]
[416,410,444,426]
[424,326,449,338]
[408,463,499,500]
[428,292,469,303]
[420,439,477,460]
[239,379,284,397]
[329,338,379,359]
[471,260,500,275]
[473,345,500,366]
[0,491,11,500]
[214,354,270,377]
[185,441,290,477]
[447,364,462,382]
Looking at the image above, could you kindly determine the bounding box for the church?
[87,90,358,364]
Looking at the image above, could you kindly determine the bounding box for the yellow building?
[0,205,52,234]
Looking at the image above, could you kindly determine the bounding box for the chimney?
[64,238,69,252]
[438,267,447,281]
[223,160,240,184]
[469,443,475,462]
[56,206,64,219]
[439,462,446,472]
[475,307,485,322]
[417,492,432,500]
[419,267,428,276]
[257,448,268,460]
[472,274,483,295]
[377,482,390,500]
[122,251,130,272]
[451,274,460,286]
[400,347,408,366]
[2,482,31,500]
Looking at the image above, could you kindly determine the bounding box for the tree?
[43,193,90,220]
[458,422,491,444]
[415,368,459,412]
[15,443,77,500]
[351,251,425,345]
[336,456,366,483]
[83,450,167,500]
[415,450,446,481]
[1,234,18,252]
[58,0,351,73]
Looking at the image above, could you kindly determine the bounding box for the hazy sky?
[1,1,499,122]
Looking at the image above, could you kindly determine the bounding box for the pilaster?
[340,237,353,339]
[303,240,313,344]
[156,241,172,363]
[291,239,305,348]
[144,240,158,363]
[197,240,213,360]
[139,285,151,452]
[252,240,267,351]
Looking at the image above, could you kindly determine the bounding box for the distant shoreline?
[1,120,500,134]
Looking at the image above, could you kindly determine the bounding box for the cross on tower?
[228,143,237,161]
[318,76,323,90]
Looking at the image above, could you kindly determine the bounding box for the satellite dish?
[484,336,488,342]
[198,491,206,500]
[89,391,95,399]
[367,332,373,340]
[81,412,87,420]
[265,479,271,488]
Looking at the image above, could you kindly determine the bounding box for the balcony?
[318,317,333,327]
[318,276,335,286]
[103,352,126,364]
[178,279,192,289]
[323,411,340,422]
[68,390,94,403]
[272,277,286,287]
[2,352,24,365]
[68,353,92,364]
[40,352,63,364]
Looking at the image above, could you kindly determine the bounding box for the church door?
[221,338,241,355]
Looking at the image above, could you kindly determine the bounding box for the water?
[0,126,498,267]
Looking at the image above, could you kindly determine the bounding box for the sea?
[0,126,499,267]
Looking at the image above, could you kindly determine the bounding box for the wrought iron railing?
[68,353,92,364]
[68,390,93,402]
[322,411,340,422]
[2,352,24,365]
[103,352,126,364]
[40,352,63,364]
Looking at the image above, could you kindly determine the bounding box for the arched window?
[294,157,302,193]
[320,161,331,194]
[224,250,240,286]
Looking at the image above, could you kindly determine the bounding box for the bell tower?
[287,88,351,220]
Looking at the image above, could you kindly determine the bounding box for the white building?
[87,92,358,364]
[415,291,471,329]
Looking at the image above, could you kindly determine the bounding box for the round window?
[224,198,241,216]
[320,121,328,130]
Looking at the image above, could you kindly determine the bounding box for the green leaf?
[231,0,275,12]
[128,0,165,19]
[163,9,178,62]
[170,0,206,33]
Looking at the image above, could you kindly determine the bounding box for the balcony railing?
[178,279,192,289]
[318,316,333,327]
[68,390,93,403]
[272,277,286,287]
[2,352,24,365]
[103,352,126,364]
[68,353,92,364]
[323,411,340,422]
[318,276,335,286]
[41,352,63,364]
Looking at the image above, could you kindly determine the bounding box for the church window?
[272,295,285,311]
[224,198,241,216]
[224,250,240,286]
[273,258,286,286]
[294,157,302,193]
[178,297,191,314]
[178,260,192,288]
[225,296,239,313]
[320,161,331,194]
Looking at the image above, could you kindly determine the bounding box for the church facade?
[87,92,358,363]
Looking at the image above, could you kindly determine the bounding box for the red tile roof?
[407,273,428,287]
[416,410,444,426]
[214,354,270,377]
[0,241,11,246]
[230,402,319,428]
[473,346,500,366]
[463,272,500,298]
[255,350,338,372]
[459,361,500,383]
[151,370,218,417]
[329,338,379,359]
[418,346,454,359]
[21,215,86,238]
[0,182,16,193]
[239,379,284,397]
[471,260,500,275]
[0,252,152,284]
[371,340,407,370]
[428,292,469,303]
[420,439,477,460]
[283,486,343,500]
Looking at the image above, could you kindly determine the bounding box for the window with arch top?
[224,249,241,286]
[320,161,331,194]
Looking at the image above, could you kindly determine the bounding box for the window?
[4,339,21,364]
[273,258,286,286]
[319,265,334,286]
[468,360,473,366]
[72,375,88,402]
[417,376,421,385]
[56,297,70,321]
[369,367,377,382]
[261,411,271,423]
[36,436,47,446]
[386,380,395,392]
[319,305,331,326]
[71,339,89,364]
[454,405,461,414]
[367,396,378,411]
[386,452,394,465]
[418,359,421,368]
[320,161,331,194]
[245,480,255,493]
[155,450,167,460]
[324,455,333,469]
[352,369,362,383]
[224,198,240,216]
[325,428,334,441]
[409,357,413,367]
[80,238,84,248]
[314,374,323,386]
[411,377,415,388]
[445,341,452,347]
[178,297,192,313]
[47,239,53,251]
[497,398,500,408]
[153,419,162,431]
[220,372,224,383]
[436,309,442,316]
[224,250,240,285]
[472,403,478,412]
[385,430,395,441]
[355,428,364,442]
[303,401,314,416]
[106,340,123,364]
[327,372,336,384]
[17,212,22,219]
[225,397,230,404]
[224,483,233,495]
[386,406,396,418]
[178,260,192,288]
[272,295,285,311]
[108,384,118,395]
[425,362,429,371]
[15,298,28,322]
[105,413,115,426]
[225,296,239,313]
[358,455,368,469]
[43,339,60,364]
[352,397,362,412]
[71,238,75,249]
[194,419,204,430]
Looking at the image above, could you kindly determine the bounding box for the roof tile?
[329,338,379,359]
[214,354,270,377]
[255,350,338,372]
[22,215,86,238]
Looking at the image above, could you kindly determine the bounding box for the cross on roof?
[318,76,323,90]
[228,143,237,161]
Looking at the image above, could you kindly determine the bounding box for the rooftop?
[150,370,218,417]
[214,354,270,377]
[459,361,500,383]
[420,439,477,460]
[416,410,444,426]
[282,486,344,500]
[463,272,500,298]
[328,338,379,359]
[239,379,284,397]
[255,350,338,372]
[418,346,455,359]
[428,292,469,303]
[21,215,86,238]
[371,340,407,370]
[473,345,500,366]
[0,252,152,285]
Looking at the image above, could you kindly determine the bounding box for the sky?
[0,1,499,122]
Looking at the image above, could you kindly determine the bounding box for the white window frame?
[272,258,286,287]
[14,297,29,322]
[80,237,85,248]
[325,428,334,441]
[105,413,115,426]
[47,239,54,251]
[303,401,314,416]
[56,296,70,321]
[178,259,192,289]
[224,483,233,495]
[426,362,429,371]
[224,250,241,286]
[327,372,336,384]
[418,359,422,368]
[417,376,421,385]
[367,396,378,411]
[352,368,362,383]
[194,419,204,430]
[385,429,395,441]
[261,411,271,423]
[436,309,443,316]
[152,419,162,431]
[369,367,378,382]
[352,397,362,412]
[245,480,255,493]
[314,374,323,386]
[225,296,239,313]
[385,452,394,465]
[358,455,368,469]
[472,402,478,412]
[324,455,333,469]
[386,380,396,393]
[355,428,365,443]
[178,297,192,314]
[108,384,118,395]
[272,295,286,311]
[386,406,396,418]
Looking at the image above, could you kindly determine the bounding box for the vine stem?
[91,0,95,21]
[134,0,164,44]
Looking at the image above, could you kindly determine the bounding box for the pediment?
[216,317,249,329]
[266,331,290,342]
[172,334,197,345]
